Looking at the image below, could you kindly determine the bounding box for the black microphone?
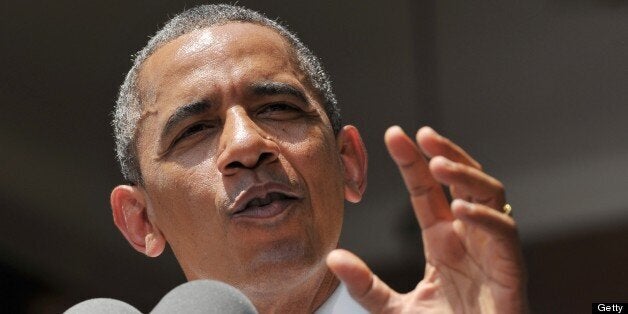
[151,279,258,314]
[64,298,142,314]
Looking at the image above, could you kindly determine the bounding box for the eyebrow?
[159,82,307,141]
[250,81,308,104]
[160,101,212,140]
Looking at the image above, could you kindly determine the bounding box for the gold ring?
[502,204,512,216]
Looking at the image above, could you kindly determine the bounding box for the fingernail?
[452,199,473,211]
[386,125,404,136]
[390,125,402,131]
[442,157,452,165]
[424,126,439,136]
[434,156,453,168]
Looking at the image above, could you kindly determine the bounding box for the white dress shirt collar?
[315,283,367,314]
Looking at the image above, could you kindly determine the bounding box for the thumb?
[326,249,397,313]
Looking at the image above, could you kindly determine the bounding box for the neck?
[248,268,339,314]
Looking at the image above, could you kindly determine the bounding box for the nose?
[216,107,279,176]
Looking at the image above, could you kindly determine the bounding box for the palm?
[327,126,527,314]
[411,217,523,313]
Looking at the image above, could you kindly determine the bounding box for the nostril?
[226,161,245,169]
[256,152,275,167]
[225,152,276,170]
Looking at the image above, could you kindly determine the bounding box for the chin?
[251,237,316,268]
[238,237,324,289]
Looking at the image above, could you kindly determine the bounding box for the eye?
[258,102,301,116]
[175,121,216,143]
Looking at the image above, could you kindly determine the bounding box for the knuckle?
[398,158,418,170]
[408,183,436,197]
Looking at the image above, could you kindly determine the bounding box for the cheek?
[287,130,345,229]
[152,140,222,195]
[303,132,343,186]
[147,155,227,233]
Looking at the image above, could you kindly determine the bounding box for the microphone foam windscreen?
[64,298,142,314]
[151,279,258,314]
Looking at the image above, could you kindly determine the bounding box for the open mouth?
[244,192,293,208]
[232,192,299,219]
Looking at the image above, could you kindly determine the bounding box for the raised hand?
[327,126,527,313]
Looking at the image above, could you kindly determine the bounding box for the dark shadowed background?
[1,1,627,313]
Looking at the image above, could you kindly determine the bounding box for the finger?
[450,199,516,239]
[327,249,397,313]
[429,156,506,209]
[416,126,482,170]
[450,200,526,284]
[385,126,452,229]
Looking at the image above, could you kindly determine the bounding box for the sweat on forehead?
[136,23,302,110]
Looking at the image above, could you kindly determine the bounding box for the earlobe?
[110,185,165,257]
[337,125,368,203]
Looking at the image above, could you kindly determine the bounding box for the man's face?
[134,23,346,291]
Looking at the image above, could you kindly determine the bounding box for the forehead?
[137,22,300,105]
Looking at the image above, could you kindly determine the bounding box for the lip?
[228,182,302,219]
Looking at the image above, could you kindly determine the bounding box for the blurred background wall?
[1,0,627,313]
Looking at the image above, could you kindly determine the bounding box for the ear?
[337,125,368,203]
[110,185,166,257]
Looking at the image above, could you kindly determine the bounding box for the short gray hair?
[113,4,340,184]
